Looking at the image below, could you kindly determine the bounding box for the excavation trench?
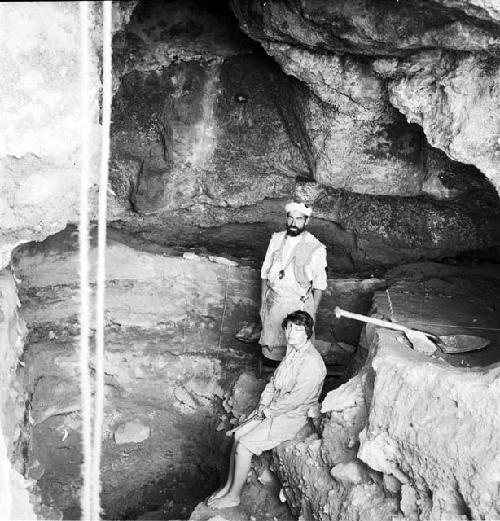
[11,226,376,520]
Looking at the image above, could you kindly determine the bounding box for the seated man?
[208,310,327,509]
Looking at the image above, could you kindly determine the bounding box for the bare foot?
[209,494,240,509]
[206,486,229,505]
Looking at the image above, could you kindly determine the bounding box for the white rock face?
[374,51,500,193]
[435,0,500,23]
[359,329,500,520]
[0,3,102,268]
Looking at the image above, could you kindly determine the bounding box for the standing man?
[260,202,327,362]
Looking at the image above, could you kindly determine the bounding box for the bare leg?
[207,441,236,504]
[210,442,252,509]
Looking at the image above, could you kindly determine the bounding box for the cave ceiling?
[106,0,500,271]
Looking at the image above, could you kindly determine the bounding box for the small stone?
[257,469,273,485]
[208,255,239,267]
[383,473,401,494]
[114,420,150,444]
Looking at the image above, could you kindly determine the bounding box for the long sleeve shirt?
[258,340,326,420]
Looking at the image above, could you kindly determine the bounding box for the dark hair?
[281,310,314,339]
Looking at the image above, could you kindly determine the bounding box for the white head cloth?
[285,201,312,217]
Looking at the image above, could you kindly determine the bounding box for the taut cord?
[79,2,92,518]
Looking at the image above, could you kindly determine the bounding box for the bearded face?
[286,211,308,236]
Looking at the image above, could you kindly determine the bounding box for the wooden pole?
[334,306,432,337]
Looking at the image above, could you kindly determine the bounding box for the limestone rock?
[224,373,266,420]
[110,0,304,217]
[114,420,151,444]
[359,331,500,519]
[262,43,425,196]
[232,0,500,192]
[0,270,26,451]
[330,460,371,485]
[321,373,365,414]
[0,3,102,267]
[232,0,500,56]
[0,269,35,519]
[0,428,37,521]
[296,182,500,267]
[374,51,500,192]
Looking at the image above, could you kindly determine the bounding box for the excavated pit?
[11,225,500,520]
[12,228,257,520]
[12,226,377,519]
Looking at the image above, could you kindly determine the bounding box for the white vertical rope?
[79,3,92,520]
[386,288,395,322]
[216,265,230,355]
[92,2,112,519]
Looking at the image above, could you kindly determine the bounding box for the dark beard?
[286,226,305,236]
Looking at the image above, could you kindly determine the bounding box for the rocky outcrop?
[273,324,500,521]
[0,270,36,520]
[0,3,103,268]
[0,2,138,269]
[110,0,305,217]
[374,50,500,191]
[296,181,500,268]
[359,332,500,520]
[231,0,500,192]
[230,0,500,56]
[262,43,426,196]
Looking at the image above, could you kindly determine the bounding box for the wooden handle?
[334,306,418,335]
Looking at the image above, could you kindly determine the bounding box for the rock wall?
[13,231,261,519]
[106,0,500,273]
[1,0,499,275]
[0,1,138,269]
[110,0,304,217]
[0,2,102,268]
[231,0,500,193]
[360,331,500,521]
[0,270,36,520]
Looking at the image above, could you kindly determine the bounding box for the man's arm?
[311,245,327,314]
[312,288,323,314]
